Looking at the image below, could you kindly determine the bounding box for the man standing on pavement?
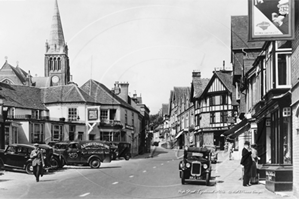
[30,143,45,182]
[240,141,252,187]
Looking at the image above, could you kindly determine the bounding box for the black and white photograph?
[0,0,298,198]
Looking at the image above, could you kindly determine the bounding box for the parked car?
[49,141,70,168]
[104,141,131,161]
[203,145,218,163]
[0,144,59,174]
[53,141,111,168]
[179,146,212,186]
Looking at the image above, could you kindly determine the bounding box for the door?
[66,143,82,163]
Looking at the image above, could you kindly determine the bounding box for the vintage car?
[179,147,212,186]
[53,141,111,168]
[105,141,131,161]
[0,144,59,174]
[49,141,70,168]
[203,145,218,163]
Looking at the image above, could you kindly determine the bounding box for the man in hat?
[240,141,252,186]
[30,143,45,182]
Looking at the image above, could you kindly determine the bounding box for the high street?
[0,147,296,199]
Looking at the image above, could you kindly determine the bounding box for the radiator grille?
[191,162,201,175]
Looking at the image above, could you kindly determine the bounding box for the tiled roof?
[231,16,264,50]
[173,87,190,103]
[0,83,47,110]
[199,71,233,99]
[215,71,233,92]
[42,84,95,104]
[192,78,210,98]
[81,79,139,113]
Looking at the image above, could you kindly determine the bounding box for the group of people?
[240,141,259,187]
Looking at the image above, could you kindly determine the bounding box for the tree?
[149,113,163,130]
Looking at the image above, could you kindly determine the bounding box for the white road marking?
[153,166,156,169]
[161,163,164,165]
[112,182,119,185]
[167,161,170,163]
[143,170,147,173]
[79,193,90,197]
[129,175,134,178]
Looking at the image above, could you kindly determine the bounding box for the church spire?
[47,0,66,53]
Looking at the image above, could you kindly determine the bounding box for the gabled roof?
[231,16,264,50]
[0,61,28,84]
[199,71,233,99]
[42,84,95,104]
[191,78,210,99]
[81,79,139,113]
[0,83,47,110]
[173,87,190,103]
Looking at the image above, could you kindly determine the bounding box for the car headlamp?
[203,164,208,169]
[186,162,191,168]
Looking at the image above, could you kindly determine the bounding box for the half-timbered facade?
[196,70,233,150]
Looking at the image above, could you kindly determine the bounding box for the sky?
[0,0,248,114]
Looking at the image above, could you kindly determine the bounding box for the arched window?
[49,57,53,71]
[57,57,61,70]
[54,57,57,70]
[2,79,12,84]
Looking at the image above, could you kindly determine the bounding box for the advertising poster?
[248,0,294,41]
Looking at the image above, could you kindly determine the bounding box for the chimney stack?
[192,70,201,82]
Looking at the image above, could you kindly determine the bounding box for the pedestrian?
[228,141,234,160]
[240,141,252,187]
[30,143,45,182]
[250,144,259,184]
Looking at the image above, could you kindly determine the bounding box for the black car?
[49,141,70,168]
[104,141,131,160]
[179,147,212,186]
[0,144,58,174]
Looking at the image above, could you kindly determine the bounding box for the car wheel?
[124,154,130,161]
[25,162,33,175]
[206,172,210,186]
[89,158,101,168]
[58,159,65,168]
[181,171,185,185]
[50,157,59,169]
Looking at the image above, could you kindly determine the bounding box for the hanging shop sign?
[248,0,295,41]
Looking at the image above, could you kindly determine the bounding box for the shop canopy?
[222,118,249,138]
[175,130,184,139]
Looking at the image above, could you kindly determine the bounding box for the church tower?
[45,0,70,86]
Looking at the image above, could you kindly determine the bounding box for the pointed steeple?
[47,0,66,53]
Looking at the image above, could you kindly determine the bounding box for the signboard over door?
[248,0,295,41]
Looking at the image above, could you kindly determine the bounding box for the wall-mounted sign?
[248,0,295,41]
[87,106,100,122]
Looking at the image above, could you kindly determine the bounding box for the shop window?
[30,123,44,143]
[89,134,95,141]
[52,125,63,141]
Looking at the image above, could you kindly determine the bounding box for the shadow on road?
[0,179,11,182]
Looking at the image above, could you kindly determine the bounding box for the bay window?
[276,53,291,88]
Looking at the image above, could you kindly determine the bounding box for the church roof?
[0,61,28,84]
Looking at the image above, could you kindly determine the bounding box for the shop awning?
[228,123,250,139]
[175,131,184,139]
[222,118,248,137]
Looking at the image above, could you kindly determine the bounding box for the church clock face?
[51,75,60,84]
